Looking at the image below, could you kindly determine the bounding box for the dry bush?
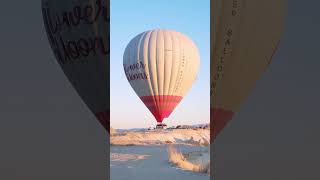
[167,145,210,174]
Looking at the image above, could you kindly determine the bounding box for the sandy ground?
[110,145,209,180]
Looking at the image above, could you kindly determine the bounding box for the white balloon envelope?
[211,0,287,140]
[123,29,200,124]
[42,0,110,132]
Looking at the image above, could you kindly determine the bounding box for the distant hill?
[114,123,209,132]
[111,128,210,146]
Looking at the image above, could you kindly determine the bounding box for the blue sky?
[110,0,210,129]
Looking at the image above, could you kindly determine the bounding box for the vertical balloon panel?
[42,0,110,132]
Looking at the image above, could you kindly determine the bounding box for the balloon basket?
[156,123,167,129]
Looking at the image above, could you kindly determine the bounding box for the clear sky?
[110,0,210,129]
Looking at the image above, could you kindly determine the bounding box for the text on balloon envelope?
[42,0,110,64]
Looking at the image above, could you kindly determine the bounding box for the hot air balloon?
[42,0,110,132]
[123,29,200,126]
[211,0,287,141]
